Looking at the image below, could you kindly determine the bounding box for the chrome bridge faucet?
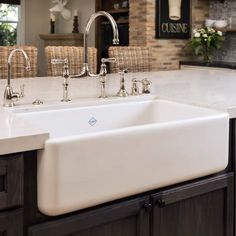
[4,48,31,107]
[72,11,119,78]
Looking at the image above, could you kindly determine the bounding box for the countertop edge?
[0,133,49,156]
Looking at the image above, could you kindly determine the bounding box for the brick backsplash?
[129,0,209,70]
[209,0,236,62]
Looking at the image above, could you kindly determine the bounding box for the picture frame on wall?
[156,0,191,39]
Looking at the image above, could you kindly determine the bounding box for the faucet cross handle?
[141,79,152,94]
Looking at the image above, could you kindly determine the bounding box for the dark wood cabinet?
[0,154,24,236]
[28,196,150,236]
[0,208,23,236]
[0,154,23,211]
[151,173,234,236]
[27,173,234,236]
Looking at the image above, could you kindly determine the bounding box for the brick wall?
[129,0,209,70]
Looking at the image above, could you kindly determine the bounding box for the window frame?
[0,0,22,45]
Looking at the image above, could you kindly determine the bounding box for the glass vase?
[202,48,212,65]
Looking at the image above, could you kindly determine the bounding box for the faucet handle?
[131,78,142,96]
[8,84,25,103]
[141,79,152,94]
[119,69,128,75]
[100,58,116,77]
[51,58,68,64]
[101,58,116,64]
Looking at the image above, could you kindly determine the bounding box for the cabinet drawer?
[0,154,23,211]
[0,208,23,236]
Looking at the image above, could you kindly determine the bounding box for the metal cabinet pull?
[157,199,166,208]
[143,203,153,212]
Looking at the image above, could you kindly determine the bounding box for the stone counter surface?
[0,67,236,155]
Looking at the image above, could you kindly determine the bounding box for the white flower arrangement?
[188,27,225,62]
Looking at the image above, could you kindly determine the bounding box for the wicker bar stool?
[0,47,8,80]
[45,46,97,76]
[108,46,151,73]
[0,46,38,79]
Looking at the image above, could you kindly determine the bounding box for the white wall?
[23,0,95,76]
[55,0,95,47]
[24,0,50,76]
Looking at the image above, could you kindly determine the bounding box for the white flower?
[200,29,206,34]
[217,31,223,36]
[208,27,215,33]
[203,34,208,38]
[193,29,197,34]
[194,32,201,38]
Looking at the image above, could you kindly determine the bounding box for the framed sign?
[156,0,191,39]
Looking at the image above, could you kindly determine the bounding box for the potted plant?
[188,27,224,63]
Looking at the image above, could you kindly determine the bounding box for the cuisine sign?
[156,0,191,39]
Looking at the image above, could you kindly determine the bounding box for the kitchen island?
[0,67,235,236]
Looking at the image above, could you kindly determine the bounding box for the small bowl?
[205,19,215,27]
[113,3,120,10]
[122,0,128,8]
[214,20,228,29]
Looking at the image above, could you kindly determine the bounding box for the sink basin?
[15,99,229,216]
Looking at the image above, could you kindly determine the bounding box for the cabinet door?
[151,173,234,236]
[28,196,150,236]
[0,208,23,236]
[0,154,24,211]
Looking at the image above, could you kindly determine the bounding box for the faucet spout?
[4,48,31,107]
[7,48,31,86]
[72,11,119,78]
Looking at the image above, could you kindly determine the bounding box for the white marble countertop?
[0,67,236,155]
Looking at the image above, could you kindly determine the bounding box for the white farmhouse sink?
[15,99,229,216]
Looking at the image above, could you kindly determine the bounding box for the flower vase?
[203,49,212,65]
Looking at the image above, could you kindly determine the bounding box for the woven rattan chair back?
[108,46,151,73]
[0,46,38,79]
[0,47,8,80]
[45,46,97,76]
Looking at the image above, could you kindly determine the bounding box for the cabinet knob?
[157,199,166,208]
[143,203,152,212]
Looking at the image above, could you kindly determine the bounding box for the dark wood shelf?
[39,33,83,46]
[225,28,236,32]
[107,8,129,14]
[214,27,236,33]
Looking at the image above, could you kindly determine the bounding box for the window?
[0,3,19,45]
